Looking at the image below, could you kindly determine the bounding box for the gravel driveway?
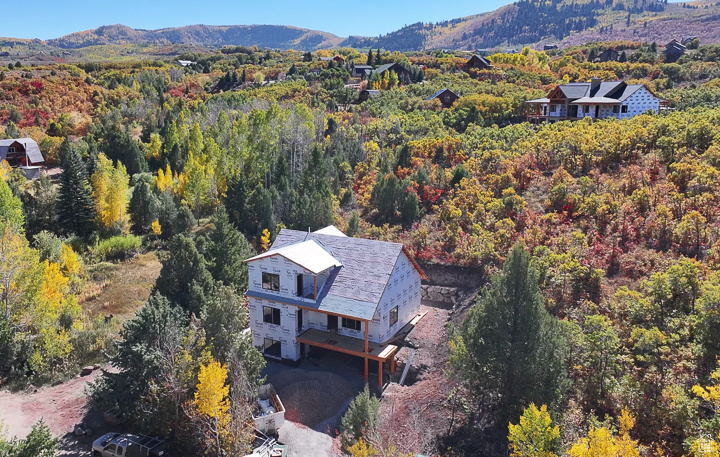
[263,350,367,457]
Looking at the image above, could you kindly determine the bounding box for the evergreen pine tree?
[374,49,382,66]
[154,234,214,316]
[204,207,255,292]
[57,148,95,238]
[129,177,159,234]
[367,49,373,66]
[448,244,569,430]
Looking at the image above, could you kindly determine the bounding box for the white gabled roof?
[313,225,347,237]
[245,239,342,274]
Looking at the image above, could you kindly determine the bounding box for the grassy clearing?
[79,252,162,319]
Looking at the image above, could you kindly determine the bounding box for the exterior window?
[612,105,619,113]
[621,105,628,113]
[7,147,15,153]
[583,105,590,113]
[341,317,362,331]
[105,444,117,453]
[262,272,280,291]
[390,306,398,327]
[263,306,281,325]
[117,446,124,456]
[264,338,281,358]
[549,105,557,113]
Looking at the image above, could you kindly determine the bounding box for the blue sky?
[3,0,514,40]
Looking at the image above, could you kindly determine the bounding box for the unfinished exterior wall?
[369,251,422,343]
[248,296,301,361]
[619,86,660,119]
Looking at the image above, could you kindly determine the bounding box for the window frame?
[341,317,362,331]
[263,306,281,325]
[612,105,619,113]
[621,105,628,113]
[263,338,281,358]
[389,306,399,327]
[262,272,280,291]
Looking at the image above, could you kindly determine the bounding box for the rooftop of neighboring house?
[0,138,44,163]
[245,226,425,321]
[426,88,459,101]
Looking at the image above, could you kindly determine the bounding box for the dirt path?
[0,368,105,440]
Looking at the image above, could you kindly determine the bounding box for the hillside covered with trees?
[1,40,720,456]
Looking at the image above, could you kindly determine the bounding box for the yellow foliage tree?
[260,229,271,252]
[568,409,640,457]
[91,153,130,232]
[508,404,559,457]
[59,243,81,279]
[151,220,162,236]
[192,359,231,455]
[155,164,176,193]
[35,260,69,327]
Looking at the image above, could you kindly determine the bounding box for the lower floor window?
[264,338,281,358]
[341,317,362,331]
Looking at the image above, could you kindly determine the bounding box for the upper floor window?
[262,272,280,291]
[549,105,557,113]
[390,306,398,327]
[7,147,15,153]
[341,317,362,331]
[621,105,628,113]
[263,306,281,325]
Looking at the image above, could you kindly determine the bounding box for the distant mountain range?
[45,24,343,50]
[4,0,720,53]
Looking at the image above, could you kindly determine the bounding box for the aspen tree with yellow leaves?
[90,153,130,234]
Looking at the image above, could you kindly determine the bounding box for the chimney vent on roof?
[591,76,601,91]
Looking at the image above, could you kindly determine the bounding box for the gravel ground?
[263,351,365,456]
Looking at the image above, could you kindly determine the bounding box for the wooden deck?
[296,328,397,362]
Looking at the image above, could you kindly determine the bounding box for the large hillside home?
[525,77,663,123]
[244,226,426,386]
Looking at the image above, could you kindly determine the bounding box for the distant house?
[665,40,686,62]
[319,55,345,64]
[244,226,426,386]
[543,44,559,51]
[682,36,699,45]
[475,49,493,56]
[426,88,460,109]
[465,55,493,70]
[359,89,381,102]
[351,64,373,78]
[177,60,196,67]
[0,138,45,179]
[526,77,664,123]
[0,52,9,57]
[374,62,411,81]
[596,49,620,63]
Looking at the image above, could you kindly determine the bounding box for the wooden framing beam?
[379,361,383,387]
[313,276,317,299]
[364,323,369,384]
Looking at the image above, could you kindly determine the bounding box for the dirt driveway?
[0,368,119,457]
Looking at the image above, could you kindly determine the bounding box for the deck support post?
[364,323,369,384]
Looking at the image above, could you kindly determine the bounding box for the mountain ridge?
[4,0,720,52]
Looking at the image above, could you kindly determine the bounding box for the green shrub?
[340,386,380,447]
[94,235,142,260]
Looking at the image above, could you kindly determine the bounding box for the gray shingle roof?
[0,138,44,163]
[269,229,408,320]
[427,88,457,101]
